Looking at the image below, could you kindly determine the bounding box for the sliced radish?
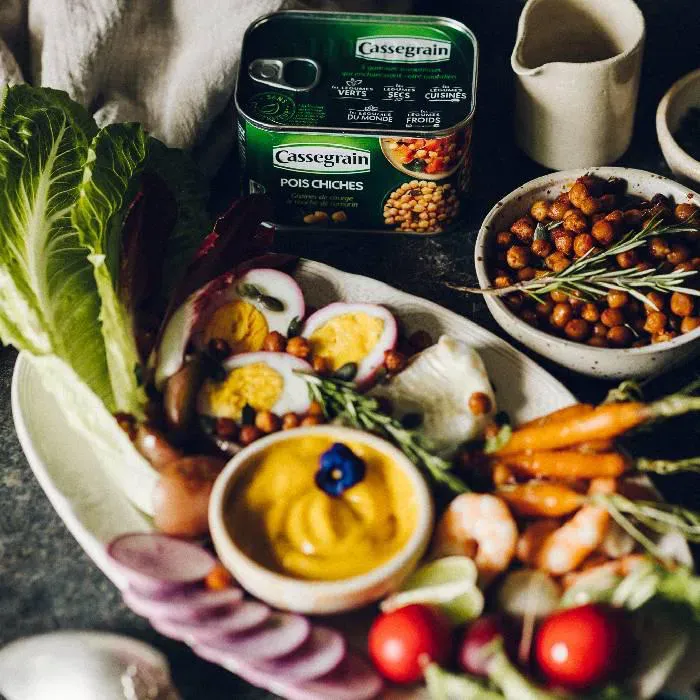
[156,268,305,388]
[256,627,346,682]
[123,586,243,621]
[152,601,271,643]
[197,612,310,661]
[197,352,313,420]
[302,303,398,385]
[107,533,215,593]
[288,653,384,700]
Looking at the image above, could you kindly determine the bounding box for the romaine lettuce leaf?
[72,122,149,416]
[0,85,116,409]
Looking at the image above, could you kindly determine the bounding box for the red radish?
[153,456,224,537]
[107,533,215,593]
[301,303,398,385]
[458,615,511,677]
[152,601,271,642]
[123,585,242,621]
[368,604,451,684]
[256,627,346,681]
[197,612,311,661]
[535,604,627,691]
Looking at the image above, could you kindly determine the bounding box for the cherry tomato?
[535,604,626,691]
[368,604,452,684]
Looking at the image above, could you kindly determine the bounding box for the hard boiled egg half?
[156,268,304,388]
[370,335,496,458]
[197,352,312,421]
[302,302,398,385]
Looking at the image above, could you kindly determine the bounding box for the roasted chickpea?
[308,400,325,417]
[681,317,700,334]
[606,290,629,309]
[563,211,588,233]
[604,209,624,230]
[564,318,591,341]
[384,349,408,373]
[581,303,600,323]
[674,262,695,273]
[282,412,301,430]
[648,237,671,259]
[645,291,665,312]
[530,200,550,222]
[550,290,569,303]
[286,336,311,359]
[568,182,589,209]
[255,410,281,434]
[573,233,595,258]
[579,197,601,216]
[531,238,553,258]
[670,291,694,317]
[301,414,324,427]
[616,250,638,269]
[667,243,690,265]
[496,231,515,248]
[517,266,537,282]
[312,355,329,374]
[601,308,625,327]
[591,220,615,246]
[652,331,678,344]
[510,216,536,243]
[592,322,608,338]
[587,336,609,347]
[468,391,492,416]
[239,425,262,446]
[521,309,539,326]
[568,296,585,314]
[494,274,513,289]
[215,417,238,440]
[545,251,571,272]
[548,195,571,221]
[553,231,574,256]
[506,245,530,269]
[409,330,433,351]
[674,202,697,222]
[263,331,287,352]
[623,209,643,227]
[644,311,667,334]
[505,292,524,311]
[607,325,633,347]
[551,302,574,328]
[597,194,616,212]
[535,299,554,317]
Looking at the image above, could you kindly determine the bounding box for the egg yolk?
[204,363,283,419]
[203,300,268,354]
[309,313,384,371]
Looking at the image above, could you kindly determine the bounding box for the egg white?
[370,335,496,457]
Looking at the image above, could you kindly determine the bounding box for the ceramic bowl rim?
[474,166,700,357]
[208,424,434,599]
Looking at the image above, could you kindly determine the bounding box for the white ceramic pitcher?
[511,0,645,169]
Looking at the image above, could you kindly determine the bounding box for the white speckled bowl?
[208,425,434,615]
[657,68,700,185]
[475,167,700,379]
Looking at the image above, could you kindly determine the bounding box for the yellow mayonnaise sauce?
[204,299,268,354]
[204,363,282,419]
[309,312,384,371]
[226,435,417,581]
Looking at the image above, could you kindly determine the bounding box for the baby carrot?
[518,403,595,430]
[498,394,700,455]
[499,482,585,517]
[504,450,628,479]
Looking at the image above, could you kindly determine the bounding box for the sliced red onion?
[123,586,243,622]
[256,627,346,682]
[196,612,310,661]
[151,601,271,643]
[107,533,215,593]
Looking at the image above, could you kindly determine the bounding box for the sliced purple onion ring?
[123,585,243,622]
[151,601,271,643]
[290,653,384,700]
[107,533,215,593]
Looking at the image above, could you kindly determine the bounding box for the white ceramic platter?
[12,259,577,697]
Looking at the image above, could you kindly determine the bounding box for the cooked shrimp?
[433,494,518,582]
[534,478,616,575]
[562,554,647,590]
[516,519,560,566]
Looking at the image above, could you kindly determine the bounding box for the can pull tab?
[248,57,321,92]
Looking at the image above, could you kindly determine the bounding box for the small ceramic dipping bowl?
[209,425,433,615]
[657,68,700,185]
[474,167,700,379]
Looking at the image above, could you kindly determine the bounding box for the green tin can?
[235,11,478,235]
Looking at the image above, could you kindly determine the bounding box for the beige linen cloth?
[0,0,409,172]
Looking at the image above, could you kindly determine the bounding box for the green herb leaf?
[484,424,512,454]
[533,223,549,241]
[333,362,358,381]
[287,315,302,338]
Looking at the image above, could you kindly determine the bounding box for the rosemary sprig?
[298,372,469,494]
[635,456,700,475]
[448,213,700,305]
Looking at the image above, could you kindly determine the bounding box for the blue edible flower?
[315,442,366,497]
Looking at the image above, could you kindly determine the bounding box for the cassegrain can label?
[236,11,478,234]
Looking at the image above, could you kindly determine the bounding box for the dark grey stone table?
[2,1,699,698]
